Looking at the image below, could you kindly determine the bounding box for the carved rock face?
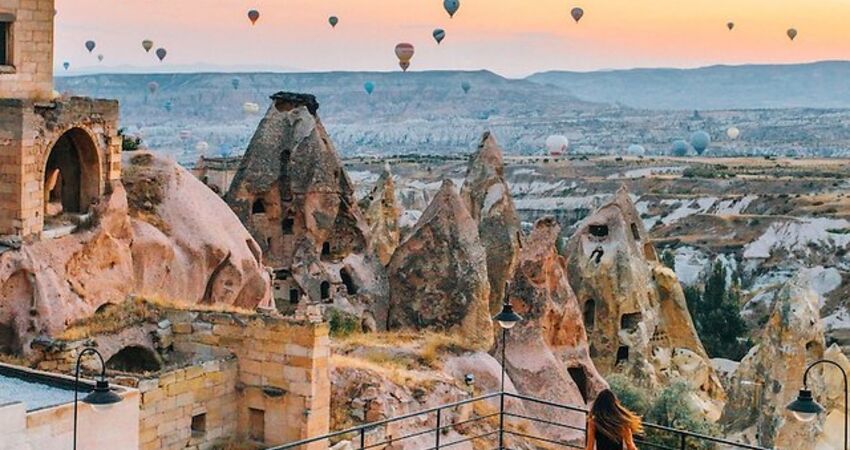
[565,186,725,417]
[461,132,521,315]
[360,163,400,267]
[387,179,494,350]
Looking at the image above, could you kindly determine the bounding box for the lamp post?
[73,347,123,450]
[493,288,522,450]
[786,359,847,450]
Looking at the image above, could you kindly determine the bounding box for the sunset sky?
[54,0,850,77]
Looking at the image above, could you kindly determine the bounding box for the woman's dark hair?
[591,389,643,442]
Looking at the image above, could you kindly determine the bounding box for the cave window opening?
[620,313,642,332]
[321,242,331,257]
[583,300,596,331]
[589,246,604,264]
[191,413,207,437]
[106,346,162,373]
[282,217,294,235]
[251,199,266,215]
[340,268,358,295]
[589,224,609,238]
[0,322,17,355]
[289,288,300,304]
[249,408,265,442]
[616,346,629,365]
[320,281,331,302]
[631,223,640,240]
[567,367,589,403]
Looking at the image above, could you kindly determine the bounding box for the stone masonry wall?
[137,357,239,450]
[0,0,55,101]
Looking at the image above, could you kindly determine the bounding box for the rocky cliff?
[387,179,494,350]
[360,162,400,266]
[0,152,272,355]
[461,132,522,315]
[565,186,725,418]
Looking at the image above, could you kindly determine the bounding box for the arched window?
[44,128,101,217]
[340,268,358,295]
[251,199,266,214]
[320,281,331,302]
[568,367,589,403]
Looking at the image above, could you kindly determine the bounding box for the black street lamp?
[786,359,847,450]
[493,287,522,450]
[73,347,123,450]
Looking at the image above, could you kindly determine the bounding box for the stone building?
[0,0,120,238]
[226,92,387,328]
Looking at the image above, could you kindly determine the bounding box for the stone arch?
[43,127,101,217]
[106,345,162,373]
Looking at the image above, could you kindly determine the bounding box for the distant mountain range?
[527,60,850,110]
[54,61,850,159]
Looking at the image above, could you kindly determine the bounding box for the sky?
[54,0,850,77]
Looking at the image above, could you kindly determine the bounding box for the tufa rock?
[461,132,522,315]
[359,162,401,266]
[565,186,725,418]
[387,179,493,350]
[503,217,607,441]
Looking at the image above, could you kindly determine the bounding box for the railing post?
[679,432,686,450]
[435,408,442,449]
[359,428,365,450]
[498,391,505,449]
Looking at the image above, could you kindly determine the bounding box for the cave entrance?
[321,242,331,258]
[630,223,640,240]
[583,300,596,331]
[320,281,331,302]
[616,346,629,365]
[106,346,162,373]
[340,268,358,295]
[567,367,589,403]
[0,322,17,354]
[620,312,642,332]
[589,224,609,238]
[44,128,100,218]
[251,199,266,215]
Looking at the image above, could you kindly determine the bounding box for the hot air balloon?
[395,43,415,72]
[364,81,375,95]
[329,16,339,28]
[571,7,584,23]
[155,48,167,62]
[672,139,689,157]
[627,144,646,156]
[461,81,471,94]
[231,78,240,90]
[690,131,711,155]
[147,81,159,94]
[243,102,261,115]
[248,10,260,25]
[85,40,96,53]
[444,0,460,18]
[787,28,797,41]
[433,28,446,44]
[727,127,740,140]
[97,54,104,62]
[545,135,569,156]
[142,40,154,53]
[62,61,70,71]
[727,22,735,31]
[195,141,210,153]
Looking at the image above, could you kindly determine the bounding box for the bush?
[607,374,651,416]
[643,381,718,450]
[328,309,361,338]
[119,128,142,151]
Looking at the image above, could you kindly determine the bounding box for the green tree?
[686,261,750,360]
[119,128,142,151]
[643,381,718,450]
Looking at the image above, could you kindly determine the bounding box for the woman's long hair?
[590,389,643,443]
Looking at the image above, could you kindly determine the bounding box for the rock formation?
[359,162,400,266]
[723,272,844,449]
[225,92,388,328]
[565,186,725,418]
[461,132,522,315]
[387,179,494,350]
[0,152,272,355]
[503,217,607,440]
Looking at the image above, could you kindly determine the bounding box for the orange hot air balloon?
[395,43,415,72]
[248,10,260,25]
[787,28,797,41]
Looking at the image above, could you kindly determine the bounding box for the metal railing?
[269,391,772,450]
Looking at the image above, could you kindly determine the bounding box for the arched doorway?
[106,345,162,373]
[43,128,100,218]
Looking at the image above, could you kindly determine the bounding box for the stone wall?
[0,0,55,101]
[137,357,239,450]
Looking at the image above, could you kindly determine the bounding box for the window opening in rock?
[620,312,642,332]
[321,242,331,256]
[631,223,640,240]
[567,367,589,403]
[289,288,300,304]
[106,346,162,373]
[616,346,629,365]
[589,246,604,264]
[320,281,331,302]
[282,217,294,235]
[249,408,265,442]
[340,268,358,295]
[589,224,609,238]
[191,413,206,437]
[0,322,17,354]
[583,300,596,331]
[251,199,266,214]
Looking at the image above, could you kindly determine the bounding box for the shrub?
[119,128,142,151]
[328,309,361,338]
[606,374,651,416]
[643,381,718,450]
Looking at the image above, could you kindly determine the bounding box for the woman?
[585,389,642,450]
